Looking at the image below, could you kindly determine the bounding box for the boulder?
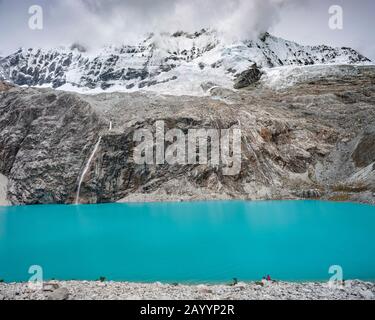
[47,287,69,300]
[352,126,375,168]
[0,81,14,92]
[234,64,262,89]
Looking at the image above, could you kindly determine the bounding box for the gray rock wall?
[1,65,375,205]
[0,173,9,206]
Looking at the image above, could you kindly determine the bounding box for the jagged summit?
[0,30,371,95]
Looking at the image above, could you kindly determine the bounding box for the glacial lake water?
[0,200,374,283]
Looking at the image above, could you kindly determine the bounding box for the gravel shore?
[1,280,374,300]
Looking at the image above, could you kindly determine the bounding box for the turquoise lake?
[0,200,374,283]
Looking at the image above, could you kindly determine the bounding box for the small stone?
[196,284,207,290]
[236,282,247,290]
[360,290,374,300]
[125,295,141,300]
[47,287,69,300]
[157,295,171,300]
[43,283,59,292]
[197,285,213,294]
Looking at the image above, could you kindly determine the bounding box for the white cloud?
[0,0,296,52]
[0,0,374,61]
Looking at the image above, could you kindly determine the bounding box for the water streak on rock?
[75,137,102,205]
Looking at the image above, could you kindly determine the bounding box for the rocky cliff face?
[1,65,374,205]
[0,173,9,206]
[0,84,107,204]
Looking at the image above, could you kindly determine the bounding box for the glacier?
[0,30,372,96]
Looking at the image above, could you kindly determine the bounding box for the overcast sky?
[0,0,374,60]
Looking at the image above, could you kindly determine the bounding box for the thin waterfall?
[75,136,102,205]
[75,121,112,205]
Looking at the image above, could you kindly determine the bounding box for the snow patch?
[260,64,366,90]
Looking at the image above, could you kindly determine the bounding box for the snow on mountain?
[260,64,375,90]
[0,30,371,95]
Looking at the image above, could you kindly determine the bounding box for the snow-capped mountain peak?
[0,30,371,95]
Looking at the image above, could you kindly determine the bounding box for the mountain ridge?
[0,30,371,95]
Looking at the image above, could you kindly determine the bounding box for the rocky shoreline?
[118,192,375,205]
[1,280,374,300]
